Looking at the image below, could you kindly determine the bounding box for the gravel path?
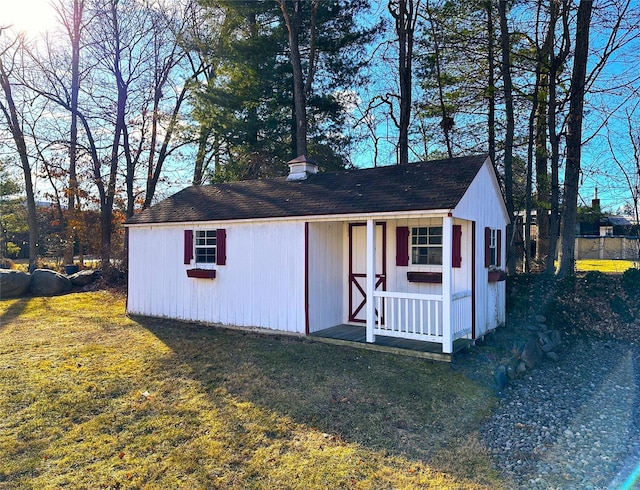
[480,335,640,489]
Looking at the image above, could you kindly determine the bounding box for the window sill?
[407,271,442,283]
[187,268,216,279]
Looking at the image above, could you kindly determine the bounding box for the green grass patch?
[0,291,502,489]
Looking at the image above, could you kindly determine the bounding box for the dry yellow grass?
[0,292,503,489]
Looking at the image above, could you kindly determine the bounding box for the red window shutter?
[396,226,409,266]
[484,227,491,268]
[216,228,226,265]
[452,224,462,268]
[496,229,502,267]
[184,230,193,264]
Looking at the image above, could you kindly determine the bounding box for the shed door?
[348,222,386,323]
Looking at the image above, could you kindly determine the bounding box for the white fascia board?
[124,208,454,229]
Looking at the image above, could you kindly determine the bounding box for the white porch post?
[365,219,376,343]
[442,215,453,353]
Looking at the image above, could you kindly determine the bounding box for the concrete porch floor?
[310,324,471,362]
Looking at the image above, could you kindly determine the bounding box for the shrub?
[580,270,611,297]
[621,268,640,297]
[509,271,640,340]
[609,295,634,322]
[6,242,21,258]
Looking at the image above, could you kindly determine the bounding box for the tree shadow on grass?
[134,315,498,484]
[0,298,31,327]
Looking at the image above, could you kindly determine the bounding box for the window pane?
[428,227,442,244]
[412,247,429,265]
[196,248,216,263]
[428,247,443,265]
[195,230,217,264]
[410,226,443,266]
[488,228,497,266]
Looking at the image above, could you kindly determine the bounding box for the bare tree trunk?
[546,0,570,275]
[0,46,39,271]
[142,6,196,209]
[425,0,453,158]
[498,0,515,274]
[534,73,550,271]
[277,0,319,158]
[142,85,189,208]
[524,67,539,273]
[627,120,640,263]
[609,113,640,264]
[246,12,259,153]
[64,0,84,264]
[389,0,417,165]
[486,0,496,166]
[192,123,212,185]
[100,0,128,269]
[558,0,593,277]
[123,121,138,220]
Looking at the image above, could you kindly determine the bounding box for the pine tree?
[194,0,375,181]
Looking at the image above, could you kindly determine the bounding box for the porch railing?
[451,290,473,339]
[373,290,472,345]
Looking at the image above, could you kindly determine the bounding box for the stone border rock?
[494,315,562,390]
[0,268,100,298]
[0,269,31,298]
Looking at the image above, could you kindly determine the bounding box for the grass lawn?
[0,291,503,489]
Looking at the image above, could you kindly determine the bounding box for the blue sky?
[4,0,640,217]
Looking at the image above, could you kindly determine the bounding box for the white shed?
[126,155,509,359]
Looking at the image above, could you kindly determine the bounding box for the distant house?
[579,215,631,237]
[574,194,639,260]
[126,155,509,358]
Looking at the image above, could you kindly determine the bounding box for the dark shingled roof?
[127,155,488,225]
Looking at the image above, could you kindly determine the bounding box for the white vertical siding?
[128,226,190,319]
[451,219,473,294]
[453,158,509,337]
[128,158,507,340]
[127,221,306,333]
[307,222,343,332]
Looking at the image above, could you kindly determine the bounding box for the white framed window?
[411,226,443,265]
[195,230,217,264]
[484,227,501,268]
[489,228,497,267]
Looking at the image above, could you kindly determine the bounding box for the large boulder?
[0,269,31,298]
[29,269,72,296]
[68,269,100,287]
